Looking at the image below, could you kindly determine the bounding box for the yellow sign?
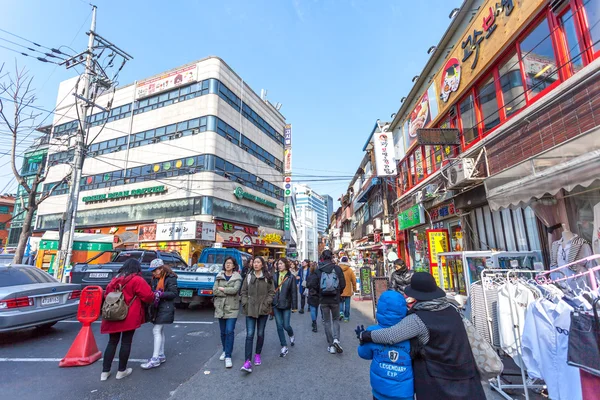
[431,0,546,121]
[427,230,449,267]
[261,233,284,245]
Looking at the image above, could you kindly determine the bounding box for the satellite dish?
[387,251,398,262]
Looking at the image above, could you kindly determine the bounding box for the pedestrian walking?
[298,259,310,314]
[357,290,414,400]
[240,256,275,373]
[338,256,357,322]
[100,259,154,381]
[267,257,276,321]
[213,256,242,369]
[389,259,413,294]
[305,262,320,332]
[358,272,486,400]
[316,249,346,354]
[272,258,298,357]
[140,259,178,370]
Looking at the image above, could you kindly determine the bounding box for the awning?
[485,129,600,211]
[356,178,380,204]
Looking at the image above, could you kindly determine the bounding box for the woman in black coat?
[305,263,320,332]
[141,259,178,370]
[272,258,298,357]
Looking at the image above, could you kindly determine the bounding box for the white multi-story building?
[37,57,288,263]
[294,183,328,234]
[296,204,318,262]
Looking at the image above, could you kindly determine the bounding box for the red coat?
[100,274,155,334]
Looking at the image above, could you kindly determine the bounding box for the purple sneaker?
[253,354,262,366]
[240,360,252,373]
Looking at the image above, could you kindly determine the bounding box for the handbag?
[568,298,600,377]
[454,305,504,379]
[270,276,289,316]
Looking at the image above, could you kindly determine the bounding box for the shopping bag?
[568,298,600,377]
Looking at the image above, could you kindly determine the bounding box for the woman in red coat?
[100,259,154,381]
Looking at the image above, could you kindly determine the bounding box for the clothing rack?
[480,269,546,400]
[535,254,600,291]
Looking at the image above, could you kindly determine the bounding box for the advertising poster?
[156,221,197,241]
[284,149,292,174]
[138,224,157,242]
[136,64,198,99]
[373,130,397,176]
[426,229,450,287]
[405,83,440,152]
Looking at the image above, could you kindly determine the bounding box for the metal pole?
[56,5,97,281]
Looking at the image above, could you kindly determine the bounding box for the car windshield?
[205,254,227,264]
[113,251,144,262]
[0,267,58,287]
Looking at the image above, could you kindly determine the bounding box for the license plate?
[41,296,60,306]
[179,289,194,297]
[88,272,109,278]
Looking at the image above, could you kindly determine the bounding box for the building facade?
[37,57,287,264]
[296,204,319,262]
[0,195,15,251]
[294,183,329,233]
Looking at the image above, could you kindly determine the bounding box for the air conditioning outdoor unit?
[366,224,374,234]
[374,218,382,230]
[446,158,477,189]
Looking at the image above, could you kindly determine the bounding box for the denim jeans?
[245,315,268,361]
[321,303,340,346]
[273,308,294,346]
[218,318,237,358]
[309,305,318,322]
[339,296,351,319]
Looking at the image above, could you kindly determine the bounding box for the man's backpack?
[102,282,136,321]
[320,270,339,296]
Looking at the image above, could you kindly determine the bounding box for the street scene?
[2,0,600,399]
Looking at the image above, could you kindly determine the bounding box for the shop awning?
[356,178,380,204]
[356,244,382,251]
[485,129,600,211]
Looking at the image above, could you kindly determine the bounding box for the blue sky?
[0,0,461,205]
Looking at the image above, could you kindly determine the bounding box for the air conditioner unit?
[374,218,382,230]
[175,132,183,139]
[191,129,199,135]
[151,137,160,143]
[382,223,391,234]
[366,224,374,234]
[446,158,477,189]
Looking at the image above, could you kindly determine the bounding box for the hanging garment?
[469,282,500,346]
[592,202,600,255]
[496,282,535,368]
[550,236,596,291]
[522,299,583,400]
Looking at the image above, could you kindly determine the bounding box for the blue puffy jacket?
[358,290,414,400]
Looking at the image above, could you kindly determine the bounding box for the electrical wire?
[0,27,73,56]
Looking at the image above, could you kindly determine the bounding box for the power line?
[0,27,73,56]
[0,44,61,64]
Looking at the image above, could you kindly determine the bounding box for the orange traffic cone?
[59,324,102,367]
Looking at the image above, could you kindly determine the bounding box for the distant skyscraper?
[324,195,334,226]
[294,184,328,234]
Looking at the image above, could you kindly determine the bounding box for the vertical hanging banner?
[373,130,397,176]
[284,149,292,174]
[284,124,292,147]
[284,204,290,230]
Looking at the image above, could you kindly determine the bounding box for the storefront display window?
[450,224,463,251]
[410,228,429,273]
[565,184,600,244]
[519,18,559,99]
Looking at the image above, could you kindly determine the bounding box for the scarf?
[156,270,166,291]
[411,297,450,312]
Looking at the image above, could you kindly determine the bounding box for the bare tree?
[0,62,69,264]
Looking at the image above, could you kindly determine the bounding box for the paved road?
[1,299,525,400]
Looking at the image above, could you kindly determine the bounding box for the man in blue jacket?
[358,290,414,400]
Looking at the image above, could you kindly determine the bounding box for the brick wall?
[487,74,600,176]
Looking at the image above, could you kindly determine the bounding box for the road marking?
[0,358,147,362]
[59,320,213,324]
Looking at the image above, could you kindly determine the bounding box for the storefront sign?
[284,149,292,174]
[429,202,457,222]
[262,233,284,245]
[233,187,277,208]
[373,131,397,176]
[284,204,290,231]
[156,221,197,241]
[138,224,157,242]
[405,83,440,151]
[196,222,216,241]
[360,267,372,296]
[284,176,292,197]
[216,220,259,236]
[427,229,450,267]
[28,154,44,163]
[434,0,544,115]
[398,204,425,230]
[284,124,292,147]
[136,64,197,99]
[416,128,461,145]
[82,185,167,203]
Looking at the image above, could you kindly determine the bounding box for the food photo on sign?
[440,58,461,102]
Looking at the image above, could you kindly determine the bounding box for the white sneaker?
[115,368,132,380]
[280,346,289,357]
[225,358,233,368]
[328,346,336,354]
[333,339,343,353]
[219,352,226,361]
[100,372,110,381]
[290,336,295,346]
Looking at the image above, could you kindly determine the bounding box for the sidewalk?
[169,298,506,400]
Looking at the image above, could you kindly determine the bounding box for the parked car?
[0,265,81,332]
[70,250,187,289]
[175,248,252,309]
[0,254,14,264]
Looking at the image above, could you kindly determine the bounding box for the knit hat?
[339,256,350,266]
[150,258,164,270]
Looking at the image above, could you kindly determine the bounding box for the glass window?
[408,153,416,187]
[424,145,433,174]
[583,0,600,53]
[560,9,584,73]
[519,18,559,99]
[478,76,500,131]
[499,53,526,117]
[459,94,477,145]
[414,148,424,182]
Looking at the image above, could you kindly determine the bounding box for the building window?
[560,8,585,73]
[582,0,600,54]
[459,93,478,146]
[478,75,501,131]
[0,206,10,214]
[519,18,559,100]
[498,53,526,117]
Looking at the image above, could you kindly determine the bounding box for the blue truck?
[175,248,252,309]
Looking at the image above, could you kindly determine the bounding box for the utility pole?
[54,5,132,281]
